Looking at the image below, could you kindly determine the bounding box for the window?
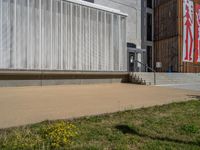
[127,43,136,48]
[147,46,153,71]
[147,13,152,41]
[147,0,152,8]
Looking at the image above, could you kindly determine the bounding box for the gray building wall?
[141,0,154,66]
[141,0,153,49]
[94,0,142,49]
[93,0,155,68]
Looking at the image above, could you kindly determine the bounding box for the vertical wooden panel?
[154,0,179,72]
[155,0,200,72]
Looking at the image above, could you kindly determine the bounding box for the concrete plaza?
[0,84,199,129]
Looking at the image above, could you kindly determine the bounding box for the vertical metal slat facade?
[0,0,127,72]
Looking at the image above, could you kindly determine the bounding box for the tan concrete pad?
[0,84,199,129]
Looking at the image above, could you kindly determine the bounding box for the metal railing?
[132,60,157,85]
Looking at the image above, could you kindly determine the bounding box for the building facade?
[141,0,154,70]
[0,0,130,86]
[91,0,154,72]
[93,0,142,49]
[0,0,127,72]
[2,0,198,87]
[0,0,156,86]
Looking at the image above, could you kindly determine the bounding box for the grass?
[0,100,200,150]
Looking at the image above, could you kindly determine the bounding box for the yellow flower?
[43,121,78,148]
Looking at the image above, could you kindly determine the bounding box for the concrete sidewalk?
[0,84,199,129]
[157,83,200,91]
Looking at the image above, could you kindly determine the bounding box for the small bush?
[42,121,78,148]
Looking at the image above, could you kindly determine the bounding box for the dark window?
[83,0,94,3]
[147,0,152,8]
[129,53,136,72]
[127,43,136,48]
[147,46,152,71]
[147,13,152,41]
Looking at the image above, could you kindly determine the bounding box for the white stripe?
[111,14,114,71]
[96,10,99,71]
[6,1,9,68]
[0,0,2,68]
[39,0,42,69]
[89,8,91,70]
[104,12,106,70]
[75,5,78,70]
[50,0,53,70]
[79,6,82,70]
[61,1,63,70]
[27,0,30,69]
[70,3,73,70]
[118,15,121,71]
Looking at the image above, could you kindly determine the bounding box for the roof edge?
[62,0,128,17]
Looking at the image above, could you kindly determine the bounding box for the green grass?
[1,100,200,150]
